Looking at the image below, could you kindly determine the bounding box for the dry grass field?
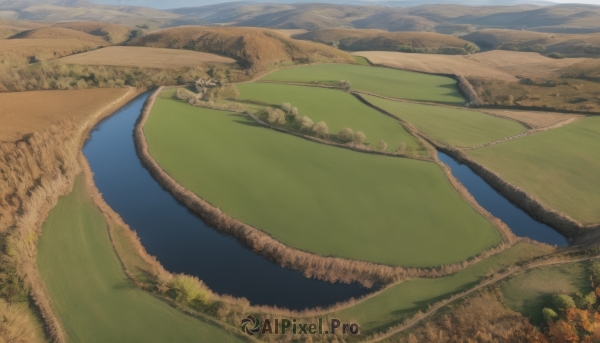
[0,88,132,141]
[296,28,474,52]
[52,21,133,44]
[10,27,109,46]
[129,26,354,73]
[482,109,580,129]
[0,39,104,71]
[274,28,307,37]
[55,46,236,68]
[355,50,590,81]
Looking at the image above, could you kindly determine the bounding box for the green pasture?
[36,176,242,343]
[237,83,426,154]
[261,63,465,104]
[500,262,591,325]
[145,97,501,267]
[331,242,554,334]
[468,116,600,224]
[363,95,528,148]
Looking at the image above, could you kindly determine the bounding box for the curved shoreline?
[134,87,517,288]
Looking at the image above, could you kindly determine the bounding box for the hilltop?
[10,27,110,46]
[52,22,134,44]
[128,26,355,74]
[295,29,477,53]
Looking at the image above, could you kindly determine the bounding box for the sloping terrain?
[52,21,133,44]
[10,27,110,46]
[462,29,600,56]
[128,26,354,73]
[295,29,474,52]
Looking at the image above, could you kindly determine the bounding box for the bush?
[551,294,576,310]
[548,53,565,59]
[353,131,366,144]
[281,102,292,113]
[338,128,354,143]
[340,80,352,90]
[290,107,299,116]
[265,107,286,125]
[174,88,197,100]
[219,84,240,99]
[299,116,314,131]
[169,274,212,305]
[542,308,558,322]
[377,139,388,152]
[312,121,329,138]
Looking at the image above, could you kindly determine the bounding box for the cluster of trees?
[396,43,479,55]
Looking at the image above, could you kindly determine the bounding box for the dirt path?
[363,255,599,343]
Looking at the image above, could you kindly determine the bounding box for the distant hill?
[10,27,110,46]
[52,22,134,44]
[295,29,477,54]
[462,29,600,57]
[0,18,48,38]
[128,26,355,73]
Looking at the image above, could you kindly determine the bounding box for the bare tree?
[353,131,366,145]
[377,139,388,152]
[338,128,354,143]
[312,121,329,138]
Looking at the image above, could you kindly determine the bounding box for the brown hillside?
[128,26,354,73]
[462,29,600,57]
[10,27,110,47]
[295,29,474,52]
[561,59,600,80]
[52,22,132,44]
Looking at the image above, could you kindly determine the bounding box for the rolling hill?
[10,27,110,46]
[52,21,134,44]
[128,26,355,73]
[295,28,476,53]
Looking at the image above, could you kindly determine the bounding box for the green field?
[500,262,591,325]
[363,95,528,148]
[331,242,554,333]
[145,97,501,267]
[261,64,465,104]
[237,83,426,154]
[468,116,600,224]
[36,176,242,343]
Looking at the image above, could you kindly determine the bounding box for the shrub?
[338,128,354,143]
[290,107,299,116]
[542,308,559,322]
[299,116,314,131]
[548,53,565,59]
[377,139,388,152]
[281,102,292,113]
[169,274,212,305]
[552,294,576,310]
[174,88,197,100]
[312,121,329,138]
[437,47,469,55]
[219,84,240,99]
[340,80,352,90]
[265,107,286,124]
[353,131,366,145]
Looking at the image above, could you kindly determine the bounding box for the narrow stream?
[83,93,371,310]
[83,93,568,310]
[438,152,569,246]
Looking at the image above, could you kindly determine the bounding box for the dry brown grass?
[355,51,517,81]
[55,46,236,69]
[128,26,355,74]
[0,88,133,141]
[356,50,593,81]
[274,29,308,38]
[561,59,600,80]
[296,28,473,51]
[0,39,102,71]
[10,27,109,46]
[482,109,580,129]
[51,21,132,44]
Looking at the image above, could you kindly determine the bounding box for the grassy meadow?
[500,262,591,325]
[468,116,600,224]
[237,83,426,154]
[331,242,554,333]
[36,176,242,343]
[363,95,528,148]
[261,64,465,104]
[144,97,501,267]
